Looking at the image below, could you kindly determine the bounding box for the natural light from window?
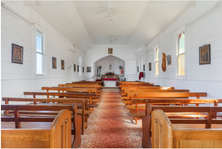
[36,31,44,75]
[155,47,159,76]
[178,32,185,76]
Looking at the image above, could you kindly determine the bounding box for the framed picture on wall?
[61,60,65,70]
[167,55,171,65]
[87,67,91,72]
[143,64,145,71]
[82,67,84,73]
[108,48,113,54]
[52,57,57,69]
[199,44,211,65]
[74,64,76,71]
[11,43,23,64]
[137,66,139,72]
[149,63,151,71]
[77,65,79,72]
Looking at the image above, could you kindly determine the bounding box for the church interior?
[1,0,222,148]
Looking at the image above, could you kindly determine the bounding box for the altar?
[102,72,119,81]
[103,78,117,87]
[102,72,118,87]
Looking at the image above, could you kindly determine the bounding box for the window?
[36,30,44,75]
[155,47,159,76]
[177,32,185,76]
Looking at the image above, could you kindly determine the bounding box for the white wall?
[1,1,85,101]
[137,1,222,98]
[84,44,137,81]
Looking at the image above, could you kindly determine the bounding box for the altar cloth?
[103,78,117,87]
[103,78,117,81]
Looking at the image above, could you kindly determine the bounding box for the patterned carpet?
[80,89,142,148]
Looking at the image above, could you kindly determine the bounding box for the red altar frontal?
[103,78,117,87]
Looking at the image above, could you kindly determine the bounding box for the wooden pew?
[122,92,207,105]
[119,83,154,86]
[1,109,72,148]
[127,92,207,124]
[123,89,189,110]
[125,92,207,101]
[119,81,146,85]
[2,97,89,135]
[119,84,158,87]
[59,83,102,95]
[151,109,222,148]
[120,86,175,95]
[60,83,101,89]
[61,83,101,87]
[1,104,81,147]
[72,81,102,85]
[141,101,222,148]
[122,89,189,98]
[41,87,100,101]
[119,84,161,90]
[24,92,98,104]
[42,87,98,94]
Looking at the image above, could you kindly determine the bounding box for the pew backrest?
[124,89,189,94]
[121,86,175,92]
[42,87,98,93]
[128,92,207,99]
[59,84,101,88]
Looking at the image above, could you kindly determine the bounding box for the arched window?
[177,32,185,76]
[155,47,159,76]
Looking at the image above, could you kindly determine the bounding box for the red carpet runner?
[80,89,142,148]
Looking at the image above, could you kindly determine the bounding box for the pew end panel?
[151,109,173,148]
[50,110,72,148]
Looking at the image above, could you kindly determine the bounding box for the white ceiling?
[24,1,195,52]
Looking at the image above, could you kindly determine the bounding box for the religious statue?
[162,52,166,72]
[119,66,124,76]
[97,66,102,76]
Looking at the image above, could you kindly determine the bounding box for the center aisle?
[80,89,142,148]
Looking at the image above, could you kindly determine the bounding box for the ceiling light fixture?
[108,18,114,23]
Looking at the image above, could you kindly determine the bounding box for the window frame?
[35,25,47,77]
[175,24,187,79]
[154,45,159,77]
